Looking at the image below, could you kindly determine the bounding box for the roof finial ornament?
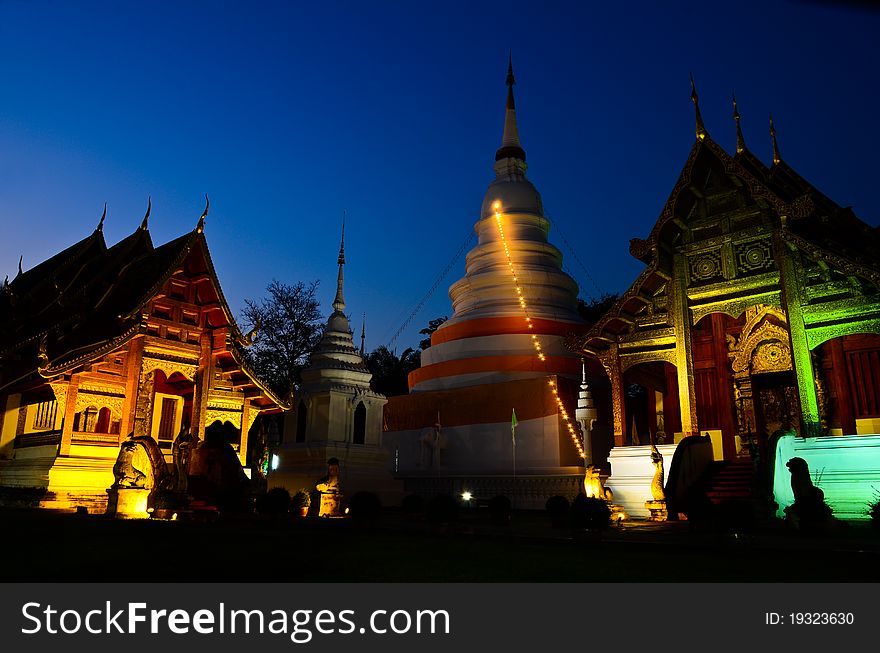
[690,73,707,140]
[732,93,746,154]
[141,196,151,230]
[332,212,346,313]
[17,255,23,278]
[97,202,107,232]
[360,313,366,358]
[769,114,782,164]
[197,194,209,233]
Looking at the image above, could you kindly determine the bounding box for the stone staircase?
[695,458,779,526]
[704,459,755,504]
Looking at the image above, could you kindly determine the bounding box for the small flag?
[511,408,518,446]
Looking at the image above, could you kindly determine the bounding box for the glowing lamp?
[492,200,501,211]
[271,454,280,470]
[461,491,473,502]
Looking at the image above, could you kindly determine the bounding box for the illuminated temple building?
[0,204,286,511]
[383,60,599,505]
[568,84,880,518]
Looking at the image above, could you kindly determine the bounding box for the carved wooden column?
[776,236,821,437]
[59,378,79,456]
[191,331,213,440]
[599,344,626,447]
[672,256,699,437]
[239,400,251,466]
[132,367,156,438]
[120,336,144,439]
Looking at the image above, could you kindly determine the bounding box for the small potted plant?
[292,488,311,517]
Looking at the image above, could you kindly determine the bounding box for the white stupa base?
[603,444,677,519]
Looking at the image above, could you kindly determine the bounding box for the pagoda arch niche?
[353,401,366,445]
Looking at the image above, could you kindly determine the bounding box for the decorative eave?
[226,340,293,410]
[118,229,248,346]
[628,136,819,266]
[781,223,880,288]
[566,263,668,357]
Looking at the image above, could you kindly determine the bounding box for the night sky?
[1,1,878,352]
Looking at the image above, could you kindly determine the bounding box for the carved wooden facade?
[0,217,286,508]
[568,129,880,459]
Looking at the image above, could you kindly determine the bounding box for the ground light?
[461,491,473,502]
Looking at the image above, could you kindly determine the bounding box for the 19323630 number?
[790,613,854,625]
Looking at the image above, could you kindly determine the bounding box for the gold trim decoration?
[140,355,197,381]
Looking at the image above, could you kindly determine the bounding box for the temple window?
[80,407,99,432]
[31,400,57,431]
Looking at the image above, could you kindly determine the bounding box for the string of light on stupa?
[492,201,585,459]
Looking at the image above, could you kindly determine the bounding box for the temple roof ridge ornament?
[770,114,782,165]
[141,196,151,230]
[732,93,746,154]
[495,52,526,162]
[97,203,107,232]
[197,194,209,233]
[690,73,708,141]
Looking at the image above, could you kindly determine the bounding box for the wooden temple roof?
[0,220,287,410]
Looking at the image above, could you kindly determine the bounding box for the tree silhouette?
[365,346,421,396]
[240,279,324,400]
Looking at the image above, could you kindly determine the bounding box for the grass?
[2,507,880,582]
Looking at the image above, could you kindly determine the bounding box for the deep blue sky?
[2,1,878,351]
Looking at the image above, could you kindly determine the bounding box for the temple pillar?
[239,400,251,466]
[672,257,698,436]
[192,331,213,440]
[600,345,626,447]
[120,337,144,439]
[0,393,21,458]
[777,239,821,437]
[59,379,79,456]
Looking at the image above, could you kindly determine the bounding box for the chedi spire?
[332,213,346,313]
[495,53,526,162]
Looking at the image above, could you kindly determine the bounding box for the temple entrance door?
[751,371,800,448]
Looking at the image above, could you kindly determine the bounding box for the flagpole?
[511,408,518,487]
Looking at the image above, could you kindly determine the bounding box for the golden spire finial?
[690,73,707,140]
[97,202,107,232]
[141,196,151,230]
[197,194,209,233]
[732,93,745,154]
[360,313,366,358]
[769,114,781,164]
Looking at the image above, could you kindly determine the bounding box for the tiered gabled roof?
[570,96,879,357]
[0,209,287,410]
